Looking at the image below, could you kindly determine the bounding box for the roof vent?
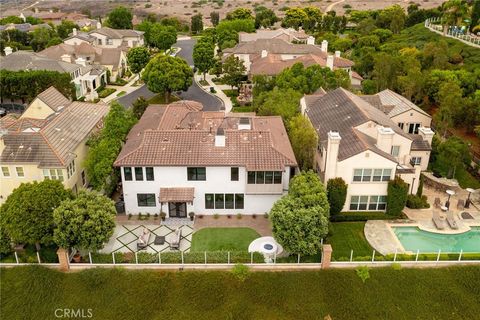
[238,117,251,130]
[215,128,225,147]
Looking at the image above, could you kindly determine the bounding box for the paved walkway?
[195,73,232,112]
[364,220,405,255]
[194,215,273,236]
[102,74,140,104]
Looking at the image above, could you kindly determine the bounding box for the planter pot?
[72,254,81,263]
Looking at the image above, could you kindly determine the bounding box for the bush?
[406,194,430,209]
[326,178,348,215]
[231,263,249,282]
[98,88,116,98]
[386,176,408,217]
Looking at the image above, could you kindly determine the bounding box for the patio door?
[168,202,187,218]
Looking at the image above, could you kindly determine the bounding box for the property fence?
[424,18,480,48]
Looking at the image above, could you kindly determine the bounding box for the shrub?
[326,178,348,216]
[231,263,249,282]
[406,194,430,209]
[213,213,220,219]
[355,266,370,283]
[97,88,116,98]
[416,174,424,197]
[386,176,408,217]
[236,213,242,219]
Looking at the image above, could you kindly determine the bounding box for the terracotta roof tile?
[159,187,195,202]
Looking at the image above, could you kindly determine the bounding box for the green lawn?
[2,266,479,319]
[191,227,260,252]
[326,222,375,260]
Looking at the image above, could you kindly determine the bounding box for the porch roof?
[159,187,195,203]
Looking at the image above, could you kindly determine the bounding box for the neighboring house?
[0,50,107,100]
[114,101,297,217]
[40,42,127,82]
[238,28,310,43]
[29,10,89,25]
[302,87,434,212]
[223,38,362,86]
[0,22,52,33]
[0,86,109,204]
[87,27,144,49]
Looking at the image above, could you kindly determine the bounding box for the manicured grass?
[116,91,126,97]
[97,87,116,98]
[232,105,255,113]
[191,227,260,252]
[2,266,480,319]
[326,222,375,259]
[431,160,480,189]
[147,94,180,104]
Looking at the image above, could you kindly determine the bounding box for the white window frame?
[411,157,422,166]
[2,166,10,177]
[354,168,392,182]
[350,195,387,211]
[15,166,24,177]
[391,145,400,157]
[43,169,64,182]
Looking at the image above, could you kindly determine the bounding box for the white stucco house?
[114,101,297,217]
[302,87,434,212]
[65,26,144,49]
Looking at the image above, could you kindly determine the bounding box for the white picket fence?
[424,18,480,48]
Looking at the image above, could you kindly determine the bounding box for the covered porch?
[159,187,195,219]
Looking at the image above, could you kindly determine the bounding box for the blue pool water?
[393,227,480,253]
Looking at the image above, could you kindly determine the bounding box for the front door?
[168,202,187,218]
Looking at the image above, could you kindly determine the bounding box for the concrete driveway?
[117,39,223,111]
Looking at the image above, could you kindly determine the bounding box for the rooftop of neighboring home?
[360,89,431,118]
[304,88,430,162]
[0,22,51,32]
[224,38,328,55]
[40,43,124,70]
[238,28,309,42]
[89,27,144,39]
[114,101,297,171]
[0,87,109,167]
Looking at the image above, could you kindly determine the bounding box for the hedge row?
[89,251,265,264]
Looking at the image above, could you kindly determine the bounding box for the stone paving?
[101,224,193,254]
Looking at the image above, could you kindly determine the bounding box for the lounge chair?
[434,197,441,208]
[456,199,465,210]
[137,228,151,250]
[432,211,446,230]
[169,228,182,250]
[446,211,459,230]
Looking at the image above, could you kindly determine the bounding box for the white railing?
[424,18,480,48]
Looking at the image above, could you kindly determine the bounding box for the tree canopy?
[221,55,246,90]
[127,47,151,74]
[288,115,318,170]
[193,40,215,80]
[56,20,79,39]
[53,190,116,251]
[191,14,203,34]
[106,6,133,29]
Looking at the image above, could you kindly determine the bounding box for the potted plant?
[160,211,166,221]
[154,213,159,220]
[252,214,256,219]
[188,212,195,221]
[72,253,81,263]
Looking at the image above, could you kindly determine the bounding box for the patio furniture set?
[432,210,459,230]
[137,227,182,250]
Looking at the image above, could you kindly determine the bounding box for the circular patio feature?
[248,236,283,259]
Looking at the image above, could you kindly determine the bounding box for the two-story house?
[65,26,144,49]
[114,101,297,217]
[302,87,434,212]
[0,87,109,204]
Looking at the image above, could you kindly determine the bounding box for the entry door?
[168,202,187,218]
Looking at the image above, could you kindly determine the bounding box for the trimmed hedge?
[327,178,348,215]
[406,194,430,209]
[98,88,116,98]
[386,176,409,217]
[330,212,396,222]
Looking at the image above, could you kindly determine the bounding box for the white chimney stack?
[61,54,71,63]
[321,40,328,53]
[75,57,86,67]
[261,49,268,58]
[96,21,102,29]
[19,13,26,22]
[326,55,334,70]
[72,28,77,36]
[4,46,13,56]
[376,126,395,154]
[214,128,225,147]
[325,131,341,182]
[418,127,434,145]
[335,51,341,58]
[307,36,315,45]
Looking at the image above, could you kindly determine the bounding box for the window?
[1,167,10,177]
[265,171,273,184]
[214,194,224,209]
[124,167,132,181]
[391,146,400,157]
[274,171,282,184]
[97,39,102,45]
[225,194,234,209]
[247,171,256,184]
[67,160,76,179]
[349,195,368,210]
[135,167,143,181]
[256,171,265,184]
[81,171,87,186]
[353,169,363,182]
[106,38,113,45]
[408,123,420,134]
[398,122,404,130]
[15,167,24,177]
[373,169,383,182]
[382,169,392,181]
[43,169,64,181]
[137,193,156,207]
[362,169,372,182]
[351,195,387,211]
[368,195,387,210]
[231,167,239,181]
[187,167,206,181]
[411,157,422,166]
[247,171,282,184]
[235,194,244,209]
[205,194,214,209]
[354,168,391,182]
[146,167,154,181]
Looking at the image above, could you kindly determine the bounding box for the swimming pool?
[393,227,480,253]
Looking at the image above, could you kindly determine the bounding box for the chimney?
[335,50,341,58]
[307,36,315,45]
[326,55,334,70]
[75,57,86,67]
[34,8,39,13]
[321,40,328,52]
[19,13,26,22]
[261,49,268,58]
[238,117,251,130]
[325,131,341,182]
[49,9,53,13]
[72,28,77,36]
[376,126,395,154]
[4,46,13,56]
[418,127,434,145]
[61,54,71,63]
[214,128,225,147]
[96,21,102,29]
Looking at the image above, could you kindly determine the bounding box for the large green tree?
[210,11,220,27]
[288,115,318,170]
[132,96,149,119]
[0,180,73,250]
[30,27,60,51]
[270,171,330,255]
[56,20,79,39]
[191,14,203,34]
[142,55,193,102]
[254,6,278,28]
[53,190,116,251]
[106,6,133,29]
[126,47,151,75]
[255,88,301,123]
[226,8,254,20]
[193,41,215,80]
[221,55,246,90]
[149,24,177,50]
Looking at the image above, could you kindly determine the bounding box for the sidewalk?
[195,73,233,112]
[102,74,140,104]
